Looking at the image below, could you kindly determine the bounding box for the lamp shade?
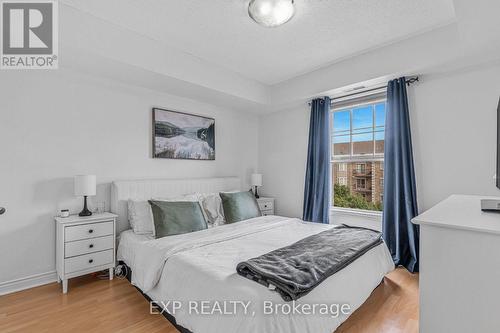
[251,173,263,187]
[74,175,96,196]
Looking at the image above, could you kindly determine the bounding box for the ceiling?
[60,0,456,85]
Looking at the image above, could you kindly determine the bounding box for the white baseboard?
[0,271,58,296]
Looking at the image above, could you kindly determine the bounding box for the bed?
[111,177,394,333]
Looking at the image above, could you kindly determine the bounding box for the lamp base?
[78,208,92,217]
[78,196,93,217]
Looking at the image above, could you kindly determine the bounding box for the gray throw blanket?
[236,225,383,301]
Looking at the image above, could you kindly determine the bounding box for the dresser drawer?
[64,249,113,274]
[65,221,114,242]
[258,200,274,211]
[65,235,114,258]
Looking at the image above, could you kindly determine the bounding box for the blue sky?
[333,102,386,143]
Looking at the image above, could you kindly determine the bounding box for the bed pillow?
[219,190,261,224]
[148,200,208,238]
[197,192,226,227]
[127,199,155,235]
[128,195,203,236]
[153,194,208,223]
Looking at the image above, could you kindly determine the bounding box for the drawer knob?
[264,204,268,208]
[89,259,94,264]
[88,229,94,234]
[89,244,94,248]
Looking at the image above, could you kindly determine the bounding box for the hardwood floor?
[0,268,418,333]
[336,268,419,333]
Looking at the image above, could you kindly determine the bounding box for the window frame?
[331,97,386,161]
[330,96,386,216]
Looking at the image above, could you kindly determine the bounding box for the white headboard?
[110,177,241,233]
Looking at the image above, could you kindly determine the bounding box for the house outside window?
[331,95,386,212]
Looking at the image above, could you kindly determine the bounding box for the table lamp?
[251,173,263,199]
[74,175,96,217]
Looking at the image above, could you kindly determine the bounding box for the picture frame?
[152,108,216,160]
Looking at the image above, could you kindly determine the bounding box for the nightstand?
[55,212,117,293]
[257,197,275,216]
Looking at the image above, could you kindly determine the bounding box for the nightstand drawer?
[65,235,114,258]
[65,221,114,242]
[261,209,274,216]
[258,201,274,211]
[64,249,113,274]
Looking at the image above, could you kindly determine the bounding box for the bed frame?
[110,177,241,333]
[110,177,241,234]
[118,261,193,333]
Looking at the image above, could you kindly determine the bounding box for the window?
[355,178,366,189]
[355,163,366,173]
[332,98,385,212]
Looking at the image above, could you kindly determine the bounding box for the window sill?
[330,207,382,219]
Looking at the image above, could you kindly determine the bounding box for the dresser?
[257,197,275,216]
[412,195,500,333]
[55,213,117,293]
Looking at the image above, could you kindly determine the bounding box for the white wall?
[258,105,310,218]
[259,62,500,225]
[0,69,258,285]
[411,62,500,210]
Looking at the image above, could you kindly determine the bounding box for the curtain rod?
[308,76,419,106]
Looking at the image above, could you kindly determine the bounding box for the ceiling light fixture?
[248,0,295,28]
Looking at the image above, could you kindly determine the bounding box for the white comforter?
[122,216,394,333]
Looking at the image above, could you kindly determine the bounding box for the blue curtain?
[382,77,419,273]
[303,97,330,224]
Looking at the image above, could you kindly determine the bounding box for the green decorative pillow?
[148,200,207,238]
[219,191,262,224]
